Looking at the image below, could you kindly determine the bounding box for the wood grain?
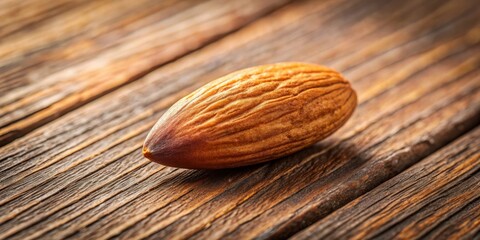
[423,198,480,240]
[0,0,478,239]
[292,127,480,240]
[0,0,290,145]
[0,0,86,38]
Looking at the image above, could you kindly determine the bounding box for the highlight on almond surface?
[143,62,357,169]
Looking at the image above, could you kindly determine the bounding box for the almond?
[143,62,357,169]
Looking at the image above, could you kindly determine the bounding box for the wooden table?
[1,0,479,239]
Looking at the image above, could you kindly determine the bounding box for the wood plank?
[424,198,480,240]
[291,127,480,240]
[0,0,177,92]
[0,0,86,38]
[0,0,290,145]
[0,0,478,239]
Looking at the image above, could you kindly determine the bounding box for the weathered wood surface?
[0,0,479,239]
[292,126,480,240]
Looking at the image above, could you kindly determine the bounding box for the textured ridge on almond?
[143,62,357,169]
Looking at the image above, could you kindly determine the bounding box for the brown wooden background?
[0,0,479,239]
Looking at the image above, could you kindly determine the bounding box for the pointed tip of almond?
[142,131,200,168]
[142,145,153,160]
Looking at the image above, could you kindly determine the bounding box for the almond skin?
[143,62,357,169]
